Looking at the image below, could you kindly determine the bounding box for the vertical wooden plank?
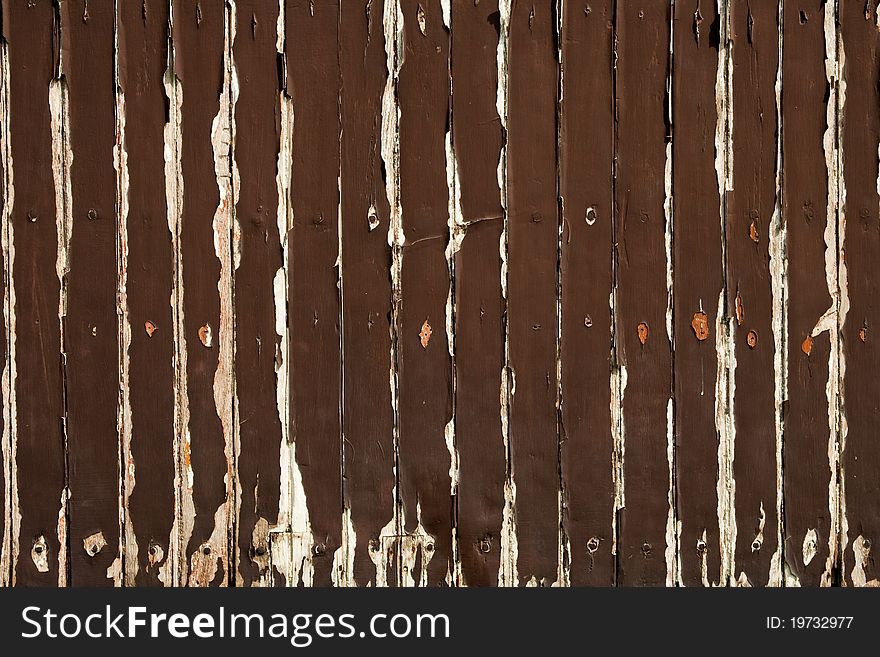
[506,0,559,586]
[840,0,880,587]
[781,0,840,587]
[6,0,67,586]
[449,0,507,587]
[614,0,674,586]
[61,0,120,587]
[671,0,725,587]
[558,0,616,586]
[117,0,176,587]
[286,0,342,587]
[0,7,9,587]
[232,0,283,588]
[728,0,784,587]
[173,0,234,587]
[339,0,396,587]
[395,0,453,587]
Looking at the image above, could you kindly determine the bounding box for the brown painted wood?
[449,0,506,588]
[840,0,880,587]
[558,0,615,587]
[672,0,724,587]
[1,0,875,590]
[7,0,68,587]
[62,0,120,587]
[506,0,560,586]
[614,0,673,587]
[396,0,454,587]
[173,0,230,586]
[233,0,283,587]
[728,0,782,587]
[286,0,342,587]
[782,0,835,587]
[118,0,176,588]
[339,0,396,588]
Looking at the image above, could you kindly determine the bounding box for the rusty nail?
[802,335,813,356]
[419,320,432,348]
[145,320,157,337]
[637,322,649,345]
[747,329,758,349]
[691,311,709,341]
[749,220,759,243]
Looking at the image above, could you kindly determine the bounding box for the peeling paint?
[83,530,107,557]
[769,0,787,588]
[271,0,295,588]
[816,0,846,587]
[382,0,405,587]
[161,8,194,586]
[0,37,19,587]
[113,21,137,585]
[31,535,49,573]
[495,0,517,588]
[49,69,71,589]
[803,527,818,566]
[850,535,879,586]
[714,1,735,587]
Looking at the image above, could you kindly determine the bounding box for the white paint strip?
[48,73,71,588]
[554,0,566,589]
[381,0,405,587]
[0,38,20,587]
[769,0,787,588]
[832,1,850,583]
[850,535,879,586]
[113,3,137,584]
[187,0,240,587]
[270,0,297,588]
[495,0,518,589]
[816,0,845,587]
[714,0,736,588]
[444,120,462,585]
[161,4,194,585]
[662,131,678,586]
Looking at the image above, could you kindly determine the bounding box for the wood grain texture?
[339,0,396,588]
[727,0,784,588]
[233,0,282,587]
[449,0,507,588]
[62,0,120,587]
[117,0,176,588]
[671,0,724,587]
[839,0,880,587]
[286,0,343,588]
[559,0,615,587]
[173,0,232,587]
[396,0,454,587]
[781,0,837,587]
[614,1,674,587]
[6,0,67,587]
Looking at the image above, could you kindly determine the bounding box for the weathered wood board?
[0,0,875,587]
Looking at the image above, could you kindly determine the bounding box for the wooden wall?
[0,0,877,587]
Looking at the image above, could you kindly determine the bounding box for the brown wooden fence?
[0,0,876,587]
